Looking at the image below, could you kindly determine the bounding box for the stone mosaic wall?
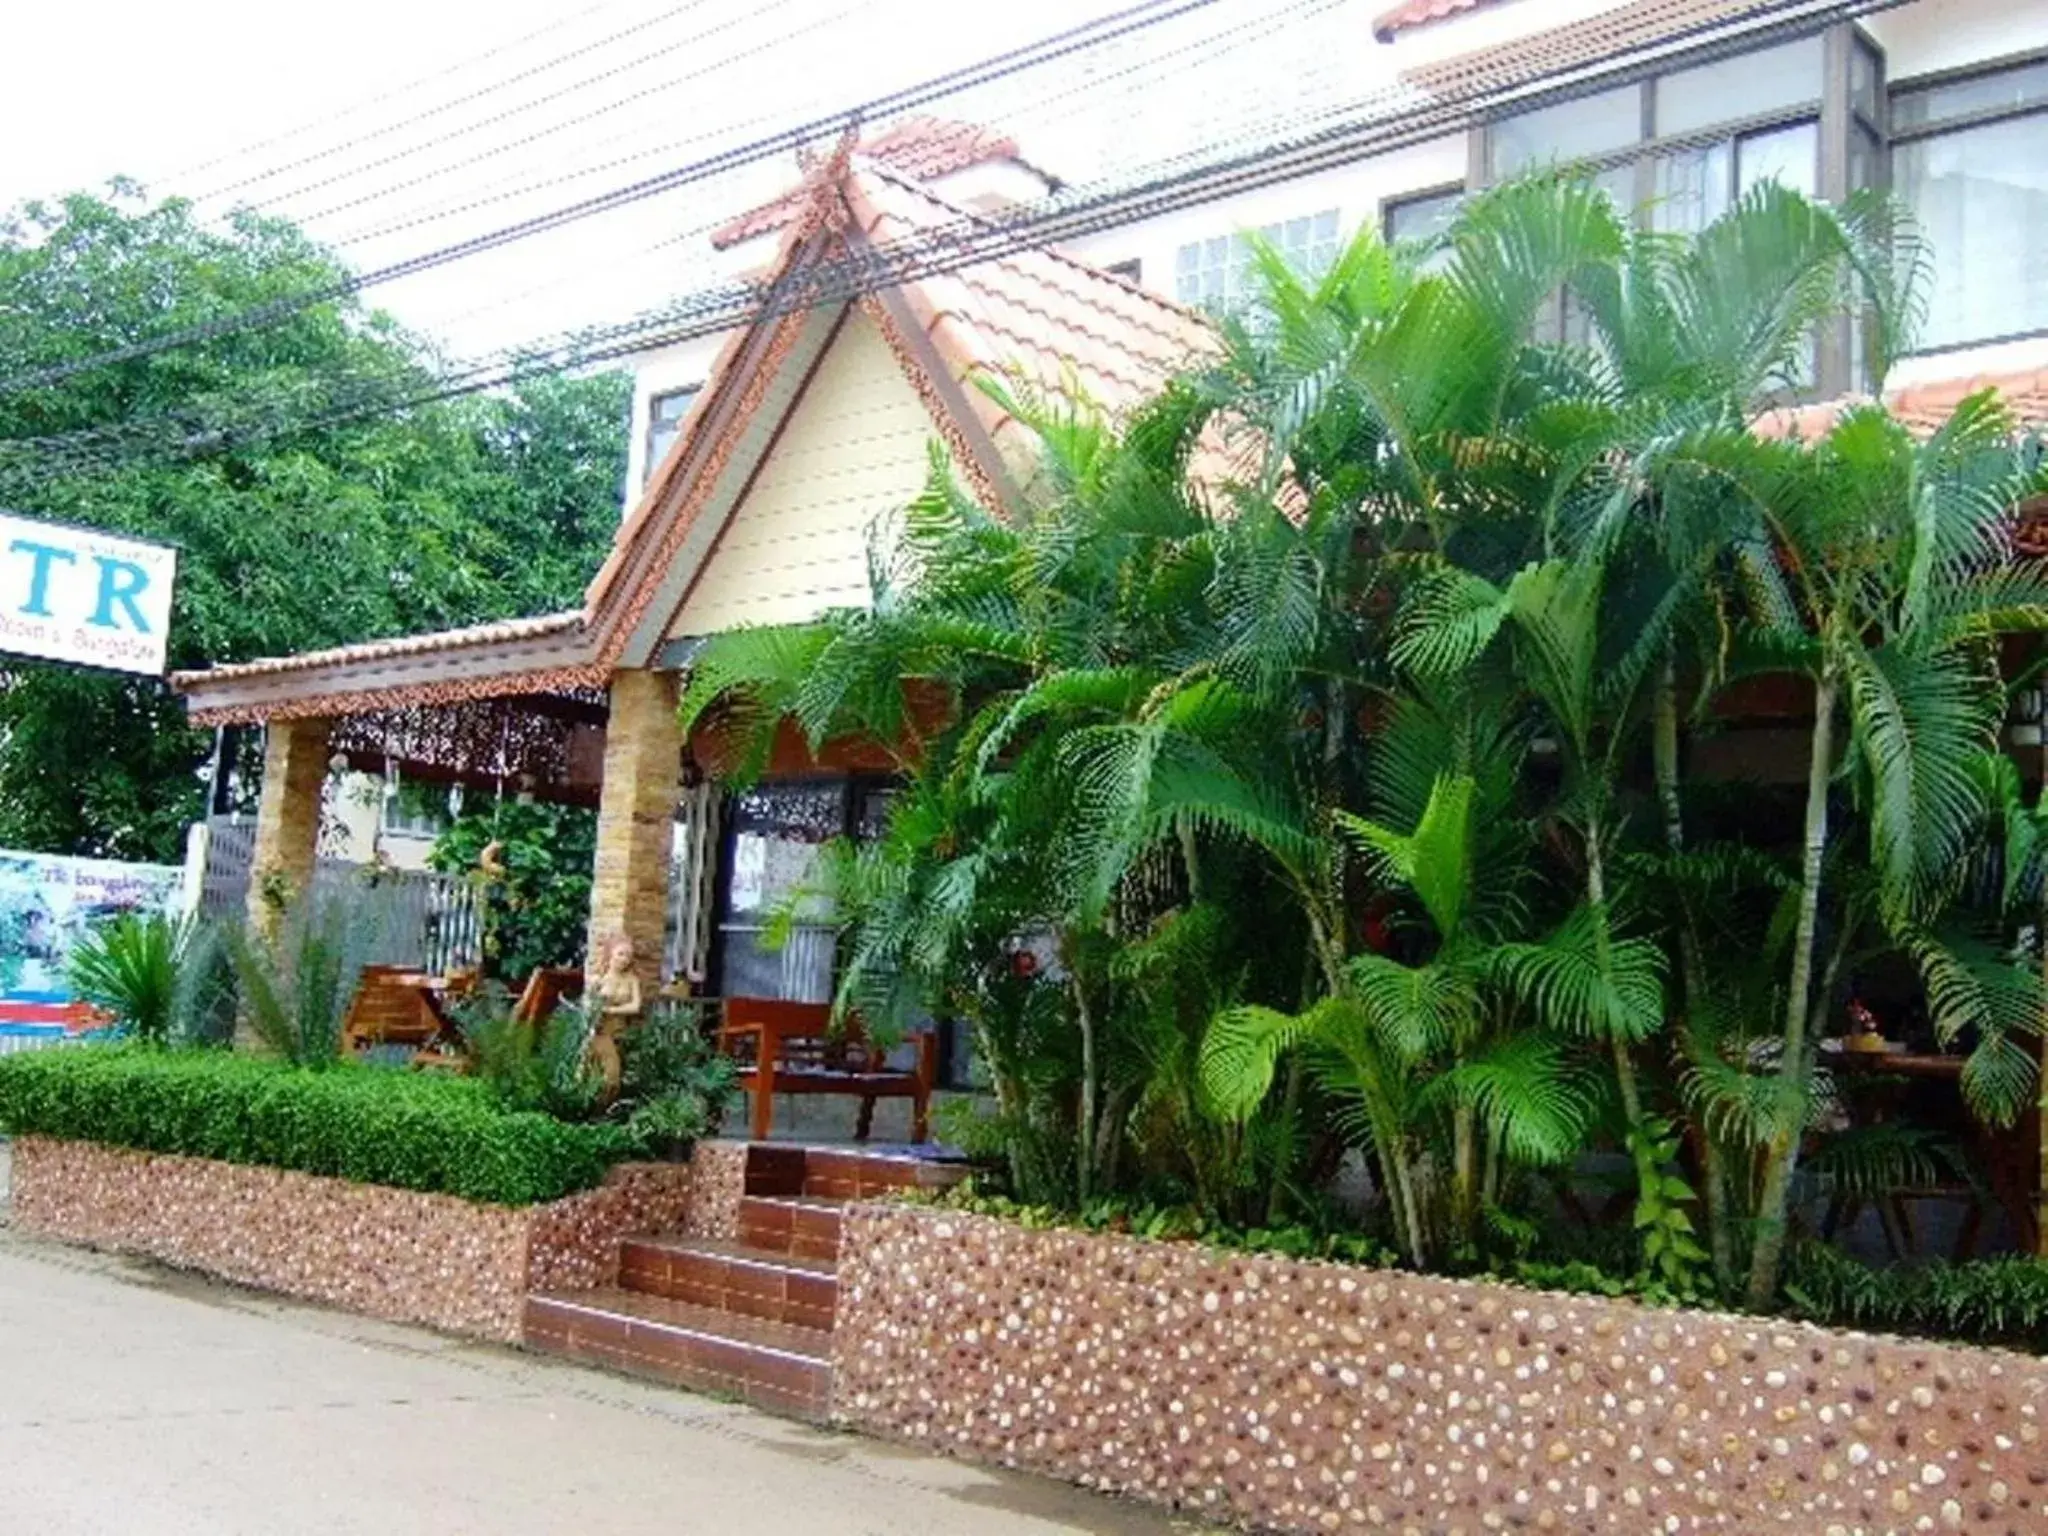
[834,1205,2048,1536]
[682,1137,748,1241]
[9,1137,690,1343]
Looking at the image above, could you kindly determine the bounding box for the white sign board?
[0,510,177,676]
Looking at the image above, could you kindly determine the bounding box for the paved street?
[0,1216,1198,1536]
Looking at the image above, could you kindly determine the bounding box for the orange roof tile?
[168,611,585,689]
[1373,0,1516,43]
[1403,0,1788,100]
[1753,369,2048,441]
[709,117,1046,251]
[842,161,1218,472]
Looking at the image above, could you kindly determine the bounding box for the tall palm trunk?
[1069,959,1099,1206]
[1452,1093,1479,1247]
[1745,670,1837,1308]
[1583,822,1645,1128]
[1654,648,1736,1291]
[1309,903,1427,1265]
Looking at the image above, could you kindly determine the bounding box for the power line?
[319,0,1329,250]
[3,0,1874,480]
[0,0,1347,478]
[164,0,629,185]
[186,0,738,205]
[0,0,1223,399]
[213,0,822,218]
[286,0,869,234]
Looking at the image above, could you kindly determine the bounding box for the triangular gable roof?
[708,116,1056,251]
[175,154,1216,726]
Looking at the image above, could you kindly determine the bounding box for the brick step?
[737,1195,846,1261]
[795,1145,971,1202]
[619,1235,836,1331]
[524,1289,831,1419]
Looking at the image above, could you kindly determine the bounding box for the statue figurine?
[587,933,643,1099]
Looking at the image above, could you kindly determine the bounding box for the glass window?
[1174,209,1342,312]
[1654,35,1824,138]
[1848,123,1881,196]
[1736,120,1819,198]
[1893,56,2048,131]
[642,385,700,485]
[1651,121,1816,234]
[1895,113,2048,348]
[1489,84,1642,179]
[1383,187,1463,245]
[717,782,846,1003]
[1654,140,1733,233]
[1849,38,1883,126]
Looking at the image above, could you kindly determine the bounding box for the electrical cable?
[319,0,1331,250]
[1,0,1873,481]
[185,0,738,205]
[285,0,869,233]
[0,0,1223,398]
[215,0,819,217]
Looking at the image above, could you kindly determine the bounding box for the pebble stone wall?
[681,1137,748,1240]
[833,1205,2048,1536]
[8,1136,691,1342]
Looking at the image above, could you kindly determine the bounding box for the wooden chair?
[341,966,451,1055]
[716,997,935,1143]
[513,966,585,1026]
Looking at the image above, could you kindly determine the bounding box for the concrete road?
[0,1225,1204,1536]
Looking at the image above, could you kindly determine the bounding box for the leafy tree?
[428,798,597,982]
[0,186,630,860]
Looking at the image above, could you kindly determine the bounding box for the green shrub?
[0,1045,640,1205]
[68,913,231,1047]
[616,1002,735,1157]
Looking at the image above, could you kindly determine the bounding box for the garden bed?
[7,1135,692,1342]
[833,1204,2048,1536]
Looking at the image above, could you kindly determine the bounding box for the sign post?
[0,508,178,676]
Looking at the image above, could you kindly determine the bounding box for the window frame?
[1887,47,2048,358]
[642,384,702,486]
[1474,21,1885,394]
[1381,181,1467,245]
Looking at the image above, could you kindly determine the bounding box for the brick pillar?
[246,715,332,934]
[586,670,680,989]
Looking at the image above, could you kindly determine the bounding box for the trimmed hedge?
[0,1046,641,1206]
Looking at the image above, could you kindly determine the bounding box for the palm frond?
[1491,902,1666,1044]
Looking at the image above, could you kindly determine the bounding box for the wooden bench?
[717,997,935,1143]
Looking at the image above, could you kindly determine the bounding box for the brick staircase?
[522,1144,964,1419]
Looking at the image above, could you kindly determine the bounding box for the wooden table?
[1823,1046,2039,1258]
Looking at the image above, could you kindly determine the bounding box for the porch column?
[246,715,332,934]
[586,669,680,989]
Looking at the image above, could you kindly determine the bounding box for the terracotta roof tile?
[1403,0,1791,100]
[1373,0,1515,43]
[709,117,1043,251]
[1753,369,2048,441]
[169,610,584,689]
[846,160,1217,417]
